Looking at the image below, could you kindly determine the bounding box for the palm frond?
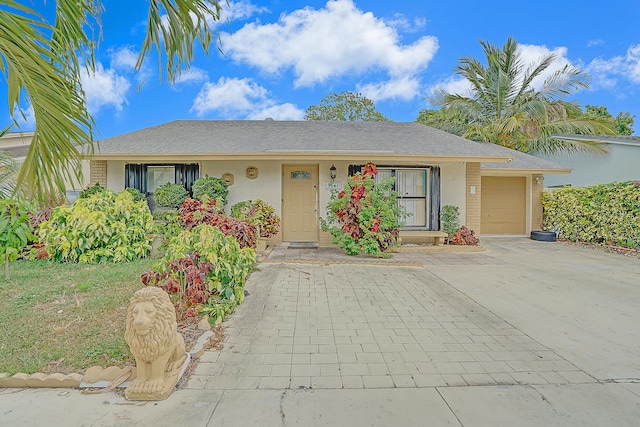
[433,36,617,154]
[0,1,94,205]
[0,150,20,199]
[140,0,224,83]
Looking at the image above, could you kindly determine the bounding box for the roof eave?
[86,152,514,163]
[481,167,572,175]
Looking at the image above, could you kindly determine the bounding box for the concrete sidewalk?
[2,238,640,426]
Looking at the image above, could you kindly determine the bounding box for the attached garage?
[481,176,526,234]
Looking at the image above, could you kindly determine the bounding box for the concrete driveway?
[2,238,640,426]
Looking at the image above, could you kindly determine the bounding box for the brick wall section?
[532,174,544,230]
[465,162,482,233]
[319,230,333,247]
[89,160,107,187]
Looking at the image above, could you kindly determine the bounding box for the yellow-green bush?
[38,190,154,262]
[541,182,640,248]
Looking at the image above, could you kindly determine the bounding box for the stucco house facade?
[537,135,640,188]
[87,120,569,245]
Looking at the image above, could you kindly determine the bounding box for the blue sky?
[4,0,640,138]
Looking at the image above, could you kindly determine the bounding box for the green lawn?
[0,258,157,375]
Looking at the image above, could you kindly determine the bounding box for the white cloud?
[588,39,604,48]
[247,103,304,120]
[174,67,209,85]
[587,44,640,88]
[516,44,574,91]
[628,44,640,82]
[190,77,304,119]
[108,46,153,83]
[81,63,131,114]
[221,1,269,22]
[429,76,473,98]
[223,0,438,94]
[358,76,421,101]
[110,47,138,71]
[387,13,427,33]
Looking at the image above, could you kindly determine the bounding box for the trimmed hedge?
[541,181,640,248]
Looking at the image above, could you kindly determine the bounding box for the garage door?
[481,176,526,234]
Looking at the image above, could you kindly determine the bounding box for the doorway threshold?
[284,242,319,249]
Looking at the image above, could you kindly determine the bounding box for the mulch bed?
[560,239,640,260]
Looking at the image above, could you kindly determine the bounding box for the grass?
[0,257,157,375]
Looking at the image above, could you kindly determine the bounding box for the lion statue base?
[124,287,188,401]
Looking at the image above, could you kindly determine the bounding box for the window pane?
[400,199,427,227]
[396,170,426,197]
[291,170,311,179]
[147,166,175,193]
[376,170,393,181]
[376,167,430,228]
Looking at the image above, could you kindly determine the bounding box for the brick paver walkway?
[186,250,595,391]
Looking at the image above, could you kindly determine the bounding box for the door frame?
[281,164,319,243]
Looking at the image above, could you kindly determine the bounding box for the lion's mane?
[124,287,177,364]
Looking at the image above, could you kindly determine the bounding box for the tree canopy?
[583,105,635,136]
[305,91,390,122]
[0,0,223,204]
[422,37,615,155]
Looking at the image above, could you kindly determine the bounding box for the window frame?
[350,164,441,231]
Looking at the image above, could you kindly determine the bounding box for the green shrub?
[230,200,252,218]
[38,190,154,263]
[321,163,404,256]
[122,187,147,203]
[79,183,107,199]
[152,208,179,223]
[150,209,182,243]
[231,199,281,238]
[0,199,33,280]
[179,198,257,248]
[440,205,460,242]
[541,181,640,248]
[141,224,256,324]
[153,182,187,209]
[192,175,228,205]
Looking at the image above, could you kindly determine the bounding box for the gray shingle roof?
[93,120,567,172]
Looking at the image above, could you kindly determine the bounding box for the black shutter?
[125,164,147,194]
[348,164,363,176]
[429,166,441,231]
[175,164,200,194]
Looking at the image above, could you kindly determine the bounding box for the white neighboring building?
[0,131,88,200]
[539,135,640,187]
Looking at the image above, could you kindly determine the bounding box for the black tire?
[530,230,556,242]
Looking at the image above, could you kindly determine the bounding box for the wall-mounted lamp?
[535,176,543,185]
[330,165,337,181]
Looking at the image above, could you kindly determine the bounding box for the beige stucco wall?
[440,163,467,228]
[106,160,126,191]
[200,160,282,216]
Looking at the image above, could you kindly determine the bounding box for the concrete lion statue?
[124,286,186,399]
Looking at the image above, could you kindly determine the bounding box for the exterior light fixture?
[330,165,337,181]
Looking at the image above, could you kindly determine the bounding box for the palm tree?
[429,37,614,155]
[0,0,223,205]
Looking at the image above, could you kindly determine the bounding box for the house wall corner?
[532,174,544,230]
[465,162,481,233]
